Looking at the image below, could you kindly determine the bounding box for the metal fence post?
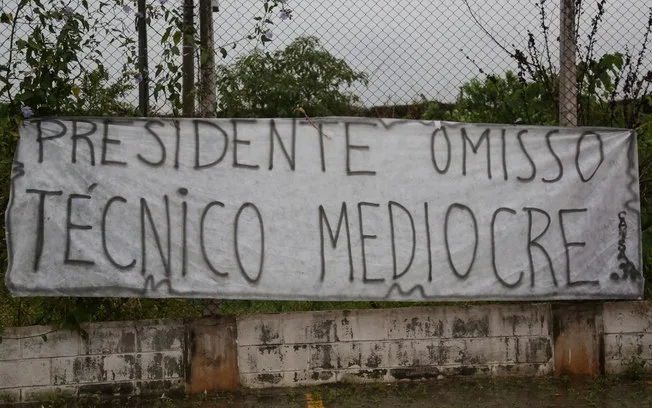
[182,0,195,117]
[559,0,578,127]
[137,0,149,117]
[199,0,217,117]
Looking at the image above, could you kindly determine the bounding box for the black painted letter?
[345,122,377,176]
[65,194,95,266]
[388,201,416,280]
[319,203,354,282]
[490,207,523,288]
[559,208,597,286]
[102,196,136,270]
[26,189,63,271]
[194,120,229,169]
[357,202,384,283]
[444,203,478,280]
[234,202,265,283]
[524,207,557,287]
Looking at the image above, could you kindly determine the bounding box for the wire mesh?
[0,0,648,121]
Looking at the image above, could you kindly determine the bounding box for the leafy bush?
[424,71,557,125]
[215,36,368,117]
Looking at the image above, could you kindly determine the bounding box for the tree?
[424,71,557,125]
[215,36,368,117]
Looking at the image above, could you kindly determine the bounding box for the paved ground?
[37,377,652,408]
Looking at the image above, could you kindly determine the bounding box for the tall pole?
[182,0,195,116]
[559,0,577,126]
[199,0,217,117]
[137,0,148,116]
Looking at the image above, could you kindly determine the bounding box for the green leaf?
[0,12,12,23]
[220,47,227,58]
[172,31,182,45]
[161,26,172,43]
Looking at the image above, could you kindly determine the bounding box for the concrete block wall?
[236,304,553,388]
[603,301,652,374]
[0,319,186,404]
[3,301,652,404]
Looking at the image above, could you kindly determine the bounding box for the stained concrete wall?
[604,301,652,374]
[236,304,553,388]
[0,319,186,404]
[2,301,652,404]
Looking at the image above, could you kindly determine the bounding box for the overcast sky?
[1,0,650,111]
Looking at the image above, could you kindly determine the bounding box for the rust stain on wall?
[189,317,240,392]
[553,304,602,376]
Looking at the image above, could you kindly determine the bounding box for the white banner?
[5,118,643,300]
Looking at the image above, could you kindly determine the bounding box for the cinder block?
[308,344,337,370]
[20,385,77,402]
[308,341,387,370]
[21,329,80,359]
[81,323,137,355]
[77,381,135,396]
[239,372,285,388]
[238,345,284,374]
[137,379,184,397]
[289,369,337,385]
[603,301,652,334]
[0,359,50,388]
[281,344,311,372]
[337,368,390,383]
[336,309,388,341]
[135,321,185,353]
[282,312,339,344]
[490,362,552,376]
[389,364,490,380]
[240,370,338,388]
[516,337,552,364]
[602,358,650,375]
[103,354,138,382]
[386,309,445,340]
[604,359,625,374]
[52,356,105,385]
[330,342,363,369]
[461,337,519,365]
[239,344,312,373]
[386,340,414,367]
[409,339,455,366]
[236,315,283,346]
[139,352,183,380]
[387,339,467,367]
[358,342,390,369]
[490,304,551,337]
[613,333,652,360]
[0,388,20,403]
[0,335,20,361]
[604,333,622,361]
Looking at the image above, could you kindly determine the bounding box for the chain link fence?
[1,0,650,120]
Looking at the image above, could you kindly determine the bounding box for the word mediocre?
[4,117,644,300]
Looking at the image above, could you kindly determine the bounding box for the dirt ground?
[34,376,652,408]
